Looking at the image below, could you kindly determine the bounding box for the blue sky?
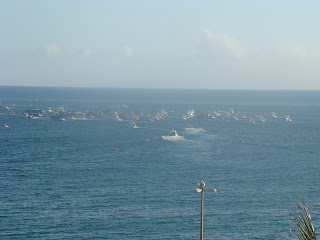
[1,0,320,89]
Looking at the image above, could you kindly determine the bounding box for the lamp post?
[194,180,217,240]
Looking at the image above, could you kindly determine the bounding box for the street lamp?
[194,180,217,240]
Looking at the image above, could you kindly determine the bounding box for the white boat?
[256,115,266,123]
[169,128,178,136]
[131,122,139,128]
[4,122,9,128]
[51,115,65,121]
[24,109,44,117]
[114,112,123,121]
[162,128,185,141]
[72,116,87,120]
[182,109,195,119]
[249,118,256,124]
[285,115,292,122]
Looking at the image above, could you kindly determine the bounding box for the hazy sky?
[1,1,320,89]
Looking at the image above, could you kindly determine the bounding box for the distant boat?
[131,122,139,128]
[4,122,9,128]
[162,128,185,141]
[182,109,195,119]
[24,109,44,118]
[51,107,66,121]
[25,90,44,117]
[114,112,123,121]
[51,115,65,121]
[169,128,178,137]
[0,105,10,111]
[271,112,278,118]
[72,116,87,120]
[249,118,256,124]
[285,115,292,122]
[256,115,266,123]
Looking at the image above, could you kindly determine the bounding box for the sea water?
[1,86,320,239]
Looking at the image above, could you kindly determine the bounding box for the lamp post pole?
[194,180,217,240]
[200,187,204,240]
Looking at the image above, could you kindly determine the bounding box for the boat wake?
[184,127,206,134]
[161,128,185,141]
[161,135,186,141]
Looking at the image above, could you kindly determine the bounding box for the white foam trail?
[184,127,206,133]
[161,136,186,141]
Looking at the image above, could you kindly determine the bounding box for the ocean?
[1,86,320,239]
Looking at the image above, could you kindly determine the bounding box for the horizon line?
[1,85,320,91]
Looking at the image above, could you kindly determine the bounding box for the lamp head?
[200,180,205,189]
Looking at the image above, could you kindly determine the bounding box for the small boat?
[131,122,139,128]
[169,128,178,137]
[162,128,185,141]
[24,109,44,117]
[4,122,9,128]
[285,115,292,122]
[51,115,65,121]
[72,116,87,120]
[256,115,266,123]
[249,118,256,124]
[114,112,123,121]
[271,112,278,118]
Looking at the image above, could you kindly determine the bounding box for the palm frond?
[291,198,317,240]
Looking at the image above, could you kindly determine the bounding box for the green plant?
[291,198,317,240]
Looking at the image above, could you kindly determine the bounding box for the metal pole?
[200,190,204,240]
[195,180,216,240]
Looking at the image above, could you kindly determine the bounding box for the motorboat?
[114,112,123,121]
[24,109,44,117]
[249,118,256,124]
[162,128,185,141]
[51,115,65,121]
[169,128,178,136]
[131,122,139,128]
[285,115,292,122]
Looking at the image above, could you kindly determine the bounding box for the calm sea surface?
[1,86,320,239]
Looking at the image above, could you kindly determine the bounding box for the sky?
[1,0,320,90]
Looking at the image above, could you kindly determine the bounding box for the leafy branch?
[291,198,317,240]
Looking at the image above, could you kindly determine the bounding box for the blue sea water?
[1,86,320,239]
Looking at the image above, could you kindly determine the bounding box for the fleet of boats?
[1,100,294,134]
